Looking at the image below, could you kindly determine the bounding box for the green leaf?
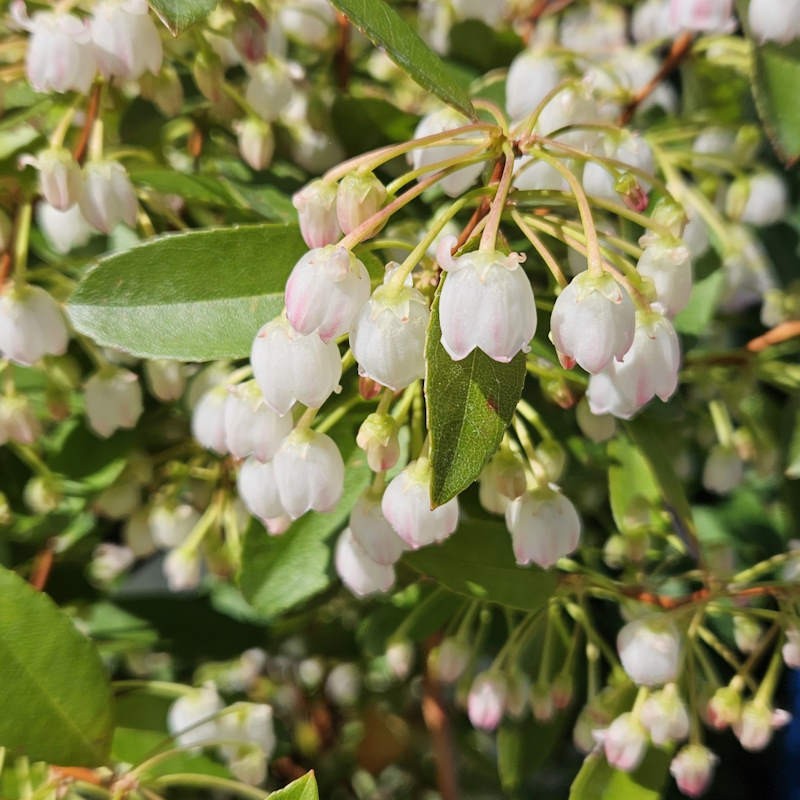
[130,168,239,207]
[328,0,475,119]
[68,224,307,361]
[750,39,800,164]
[625,417,700,558]
[239,424,372,618]
[269,772,319,800]
[0,566,114,765]
[607,438,660,533]
[332,96,419,157]
[498,712,570,792]
[787,407,800,479]
[569,747,672,800]
[425,286,526,506]
[404,519,558,611]
[149,0,218,35]
[673,269,725,336]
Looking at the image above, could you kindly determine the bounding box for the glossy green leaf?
[498,712,570,792]
[332,96,419,157]
[328,0,475,119]
[425,287,527,506]
[269,772,319,800]
[0,566,114,765]
[239,424,372,618]
[404,519,558,611]
[569,747,672,800]
[68,224,307,361]
[607,438,660,533]
[149,0,218,35]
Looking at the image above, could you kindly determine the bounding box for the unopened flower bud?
[236,118,275,171]
[641,684,690,746]
[670,744,719,798]
[386,640,414,680]
[576,396,616,443]
[193,51,227,104]
[336,171,386,236]
[164,548,202,592]
[727,173,788,227]
[601,712,647,772]
[783,627,800,669]
[478,450,527,515]
[734,701,791,752]
[139,65,184,117]
[431,637,470,684]
[551,672,574,709]
[733,615,763,654]
[706,685,742,730]
[0,394,40,445]
[702,444,743,495]
[24,475,61,514]
[617,616,682,686]
[293,179,341,248]
[534,439,567,483]
[637,241,693,318]
[468,672,507,731]
[356,413,401,473]
[530,683,555,721]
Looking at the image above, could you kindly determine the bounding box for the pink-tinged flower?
[749,0,800,44]
[637,242,693,317]
[670,744,718,798]
[237,457,286,529]
[84,368,143,438]
[0,395,41,445]
[640,684,690,745]
[432,637,470,684]
[411,107,486,198]
[336,171,386,236]
[144,359,186,402]
[702,444,743,495]
[0,284,68,366]
[245,61,293,122]
[669,0,734,33]
[23,146,82,211]
[783,627,800,669]
[350,271,430,391]
[79,160,138,233]
[13,2,96,94]
[273,429,344,519]
[617,616,682,686]
[600,712,647,772]
[381,459,459,549]
[293,180,341,248]
[285,246,370,342]
[91,0,162,81]
[335,528,396,597]
[224,381,292,462]
[468,673,507,731]
[733,701,791,752]
[586,308,680,420]
[356,413,401,472]
[349,491,407,565]
[505,486,581,568]
[191,386,229,454]
[505,51,563,122]
[250,317,342,416]
[36,202,94,254]
[438,243,536,363]
[235,118,274,171]
[706,686,742,730]
[386,640,414,680]
[550,272,635,373]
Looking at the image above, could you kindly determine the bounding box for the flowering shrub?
[2,0,800,798]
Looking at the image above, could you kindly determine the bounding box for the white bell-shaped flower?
[637,241,693,317]
[349,491,407,565]
[90,543,135,584]
[14,4,97,94]
[632,0,675,43]
[734,701,791,752]
[217,702,276,775]
[735,172,789,227]
[410,107,485,198]
[278,0,336,47]
[94,480,140,520]
[149,502,200,549]
[640,684,690,746]
[36,202,94,254]
[349,270,430,391]
[91,0,163,81]
[438,244,536,363]
[236,456,286,528]
[273,429,344,519]
[79,160,138,233]
[285,246,370,342]
[550,272,635,373]
[467,672,507,731]
[432,637,470,684]
[670,744,719,799]
[617,615,682,686]
[512,155,569,192]
[167,684,223,749]
[293,179,341,248]
[601,712,648,773]
[245,61,293,122]
[670,0,734,33]
[336,171,386,236]
[0,395,40,445]
[191,386,229,454]
[748,0,800,44]
[250,317,342,416]
[224,381,292,462]
[84,368,143,438]
[335,528,396,597]
[582,134,655,204]
[235,118,274,171]
[702,444,743,495]
[0,284,69,366]
[144,359,186,402]
[505,50,563,122]
[381,459,459,549]
[356,412,401,472]
[586,308,680,420]
[478,450,527,515]
[163,548,201,592]
[504,485,581,568]
[26,146,82,211]
[783,627,800,669]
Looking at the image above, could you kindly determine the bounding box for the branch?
[72,83,103,165]
[747,320,800,353]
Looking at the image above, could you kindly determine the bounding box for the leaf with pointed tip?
[149,0,218,35]
[269,772,319,800]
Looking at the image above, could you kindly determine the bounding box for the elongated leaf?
[0,566,114,765]
[329,0,475,119]
[69,224,307,361]
[149,0,218,35]
[787,407,800,479]
[607,438,660,533]
[239,425,372,618]
[130,168,239,207]
[404,519,558,611]
[269,772,319,800]
[425,287,526,506]
[569,747,672,800]
[673,269,725,336]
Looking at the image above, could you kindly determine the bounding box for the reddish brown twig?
[72,82,103,165]
[747,320,800,353]
[334,12,351,91]
[29,542,55,591]
[621,583,793,610]
[520,0,576,43]
[619,32,694,126]
[422,639,458,800]
[0,251,10,290]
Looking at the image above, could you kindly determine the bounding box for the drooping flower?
[224,381,292,462]
[79,160,138,233]
[0,284,69,366]
[748,0,800,44]
[236,457,287,530]
[335,528,396,597]
[91,0,163,81]
[336,171,386,236]
[637,241,693,318]
[349,491,407,565]
[293,180,341,248]
[235,118,275,171]
[167,684,223,749]
[617,616,683,686]
[600,712,648,772]
[467,672,507,731]
[84,368,143,438]
[670,744,719,798]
